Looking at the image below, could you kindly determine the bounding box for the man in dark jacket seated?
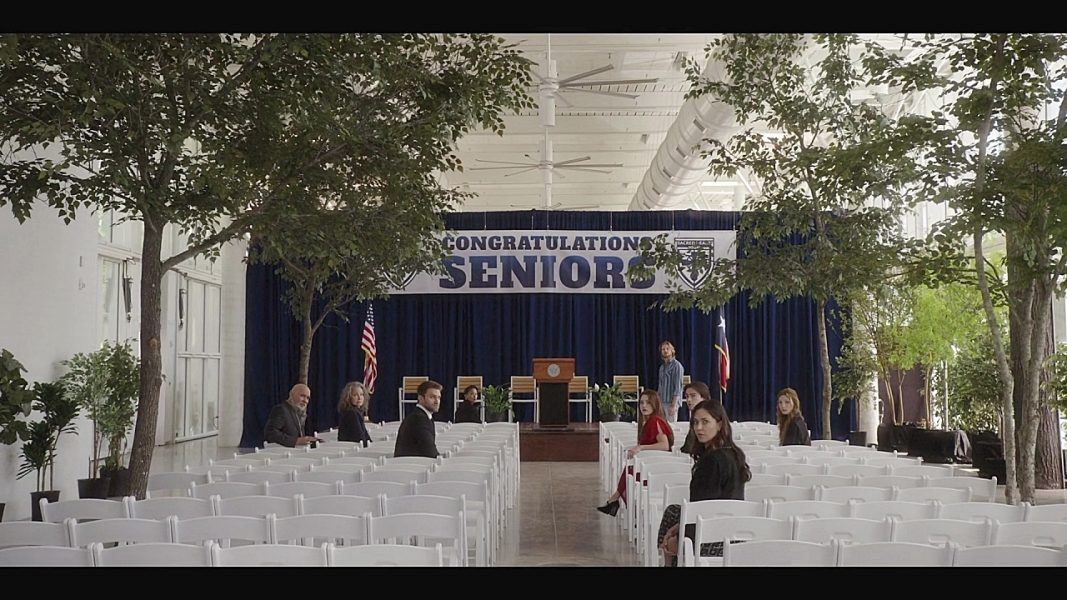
[394,380,442,458]
[264,383,322,448]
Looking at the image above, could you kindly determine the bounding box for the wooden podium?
[533,358,575,430]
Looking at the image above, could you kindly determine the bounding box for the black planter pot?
[104,467,130,497]
[0,502,5,522]
[78,477,112,499]
[30,490,60,522]
[484,409,509,423]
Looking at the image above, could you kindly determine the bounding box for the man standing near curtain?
[658,341,684,423]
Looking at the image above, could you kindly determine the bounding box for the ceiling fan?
[468,131,621,209]
[534,33,659,127]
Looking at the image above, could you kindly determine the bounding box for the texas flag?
[715,312,730,396]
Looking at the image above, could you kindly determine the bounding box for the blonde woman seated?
[596,389,674,517]
[337,381,372,446]
[776,387,811,446]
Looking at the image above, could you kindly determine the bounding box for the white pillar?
[219,238,248,447]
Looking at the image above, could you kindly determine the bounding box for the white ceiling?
[451,34,729,212]
[449,33,923,214]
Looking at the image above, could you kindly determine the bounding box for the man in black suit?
[394,380,441,458]
[264,384,322,447]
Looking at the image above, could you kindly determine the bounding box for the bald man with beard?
[264,384,322,447]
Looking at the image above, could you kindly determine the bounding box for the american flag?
[361,304,378,394]
[715,312,731,397]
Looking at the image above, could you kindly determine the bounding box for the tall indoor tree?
[0,33,533,497]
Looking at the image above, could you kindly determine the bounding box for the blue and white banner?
[387,229,736,294]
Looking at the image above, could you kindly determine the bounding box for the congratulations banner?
[386,230,736,294]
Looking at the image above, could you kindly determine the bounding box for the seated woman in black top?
[658,399,751,565]
[777,387,811,446]
[337,381,372,446]
[454,385,482,424]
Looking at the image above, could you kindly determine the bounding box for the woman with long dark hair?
[657,398,751,565]
[596,389,674,516]
[776,387,811,446]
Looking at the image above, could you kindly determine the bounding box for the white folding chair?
[322,456,379,469]
[298,494,382,518]
[810,440,848,450]
[384,494,481,566]
[339,481,414,499]
[366,512,468,567]
[793,517,893,544]
[1025,503,1067,523]
[850,500,938,521]
[40,498,130,523]
[856,475,923,490]
[172,515,273,547]
[271,514,370,547]
[952,544,1066,567]
[938,501,1026,523]
[862,456,923,468]
[382,456,439,468]
[749,473,787,486]
[327,543,444,567]
[226,469,293,485]
[126,497,214,520]
[0,520,71,548]
[766,500,851,521]
[895,486,971,504]
[416,480,496,565]
[746,485,815,503]
[190,482,260,500]
[827,464,887,478]
[891,465,954,478]
[91,541,213,566]
[892,518,992,547]
[265,481,338,499]
[925,476,997,502]
[684,516,793,567]
[991,521,1067,548]
[722,539,837,566]
[296,470,361,485]
[211,543,328,566]
[361,469,428,485]
[763,463,824,477]
[817,486,893,504]
[837,541,955,566]
[68,517,173,547]
[213,495,298,518]
[0,545,94,566]
[786,474,855,489]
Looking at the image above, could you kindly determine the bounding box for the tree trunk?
[298,286,316,386]
[816,298,833,440]
[127,217,166,500]
[1037,301,1064,489]
[975,230,1018,504]
[923,365,934,427]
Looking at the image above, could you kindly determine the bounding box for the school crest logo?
[384,269,418,290]
[674,237,715,290]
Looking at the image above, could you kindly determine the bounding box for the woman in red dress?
[596,389,674,516]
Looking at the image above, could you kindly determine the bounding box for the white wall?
[0,204,98,520]
[0,205,247,519]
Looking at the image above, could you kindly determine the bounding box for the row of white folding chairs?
[0,541,448,567]
[678,514,1067,566]
[714,538,1067,567]
[9,510,470,565]
[750,459,946,474]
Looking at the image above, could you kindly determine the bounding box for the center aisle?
[497,462,640,566]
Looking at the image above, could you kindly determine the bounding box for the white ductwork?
[629,59,740,211]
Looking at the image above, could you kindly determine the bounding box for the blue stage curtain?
[240,210,855,447]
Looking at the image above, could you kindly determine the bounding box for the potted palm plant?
[0,348,33,522]
[482,384,511,423]
[62,341,139,498]
[18,381,79,521]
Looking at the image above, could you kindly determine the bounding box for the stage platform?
[519,422,600,462]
